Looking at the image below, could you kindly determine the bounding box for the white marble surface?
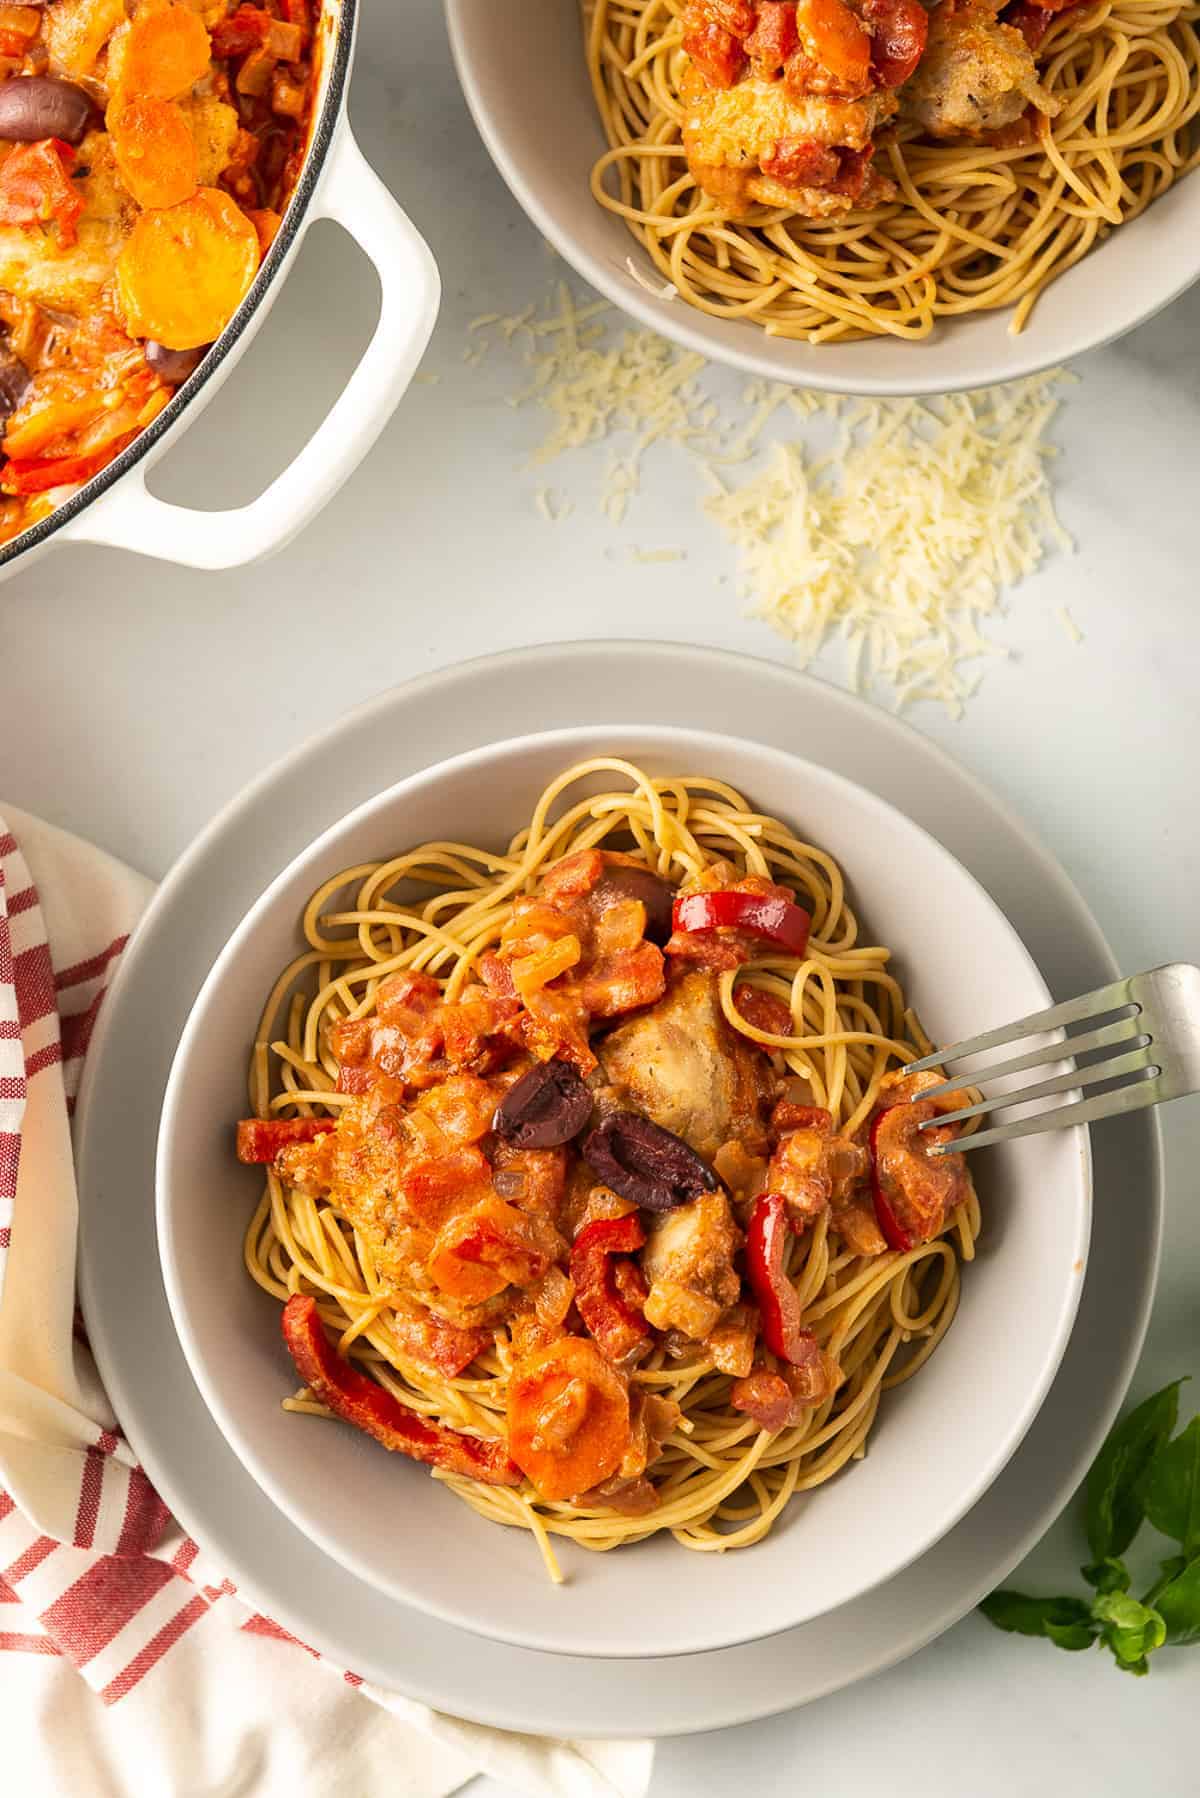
[2,2,1198,1793]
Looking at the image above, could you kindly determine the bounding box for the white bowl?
[157,725,1090,1658]
[445,0,1200,397]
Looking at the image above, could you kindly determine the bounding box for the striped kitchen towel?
[0,805,652,1798]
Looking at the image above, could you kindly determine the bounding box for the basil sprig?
[980,1379,1200,1675]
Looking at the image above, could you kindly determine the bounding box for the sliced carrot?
[120,3,211,100]
[507,1337,631,1502]
[109,98,198,210]
[116,186,259,350]
[429,1196,553,1304]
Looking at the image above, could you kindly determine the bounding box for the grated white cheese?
[702,379,1076,717]
[469,283,1076,716]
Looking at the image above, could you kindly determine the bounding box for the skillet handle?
[59,128,440,569]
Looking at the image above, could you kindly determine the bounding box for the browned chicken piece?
[902,1,1057,139]
[830,1188,887,1255]
[640,1190,743,1340]
[707,1301,760,1376]
[599,969,776,1163]
[277,1079,507,1330]
[682,64,898,217]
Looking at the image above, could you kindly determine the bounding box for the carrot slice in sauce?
[507,1337,631,1501]
[109,98,198,210]
[117,187,260,349]
[119,3,211,100]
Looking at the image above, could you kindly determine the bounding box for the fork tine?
[902,975,1141,1075]
[914,1016,1150,1102]
[933,1074,1162,1153]
[925,1046,1157,1133]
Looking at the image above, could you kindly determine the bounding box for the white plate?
[76,642,1161,1737]
[157,725,1089,1658]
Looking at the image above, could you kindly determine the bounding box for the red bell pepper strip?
[236,1116,336,1163]
[744,1188,820,1365]
[281,1294,520,1485]
[570,1214,650,1362]
[869,1109,913,1251]
[2,445,131,496]
[671,890,811,957]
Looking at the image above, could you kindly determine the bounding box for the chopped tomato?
[733,985,795,1038]
[828,144,874,199]
[236,1116,336,1163]
[211,4,273,56]
[861,0,929,88]
[281,1294,519,1484]
[760,138,840,190]
[682,20,747,86]
[745,1,800,70]
[0,140,83,248]
[507,1336,631,1501]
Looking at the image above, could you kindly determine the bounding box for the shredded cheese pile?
[470,285,1075,716]
[703,383,1075,716]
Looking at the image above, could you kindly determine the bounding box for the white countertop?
[1,3,1197,1792]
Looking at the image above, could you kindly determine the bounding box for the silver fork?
[905,963,1200,1152]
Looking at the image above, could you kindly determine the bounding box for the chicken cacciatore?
[238,845,973,1513]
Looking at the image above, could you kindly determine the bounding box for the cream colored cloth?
[0,805,653,1798]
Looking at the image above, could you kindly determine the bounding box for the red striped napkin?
[0,807,651,1798]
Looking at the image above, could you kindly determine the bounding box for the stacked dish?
[73,640,1162,1735]
[155,722,1090,1659]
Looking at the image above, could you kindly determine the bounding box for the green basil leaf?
[1142,1415,1200,1556]
[1045,1618,1099,1652]
[1086,1381,1184,1560]
[1092,1591,1167,1671]
[1156,1557,1200,1646]
[980,1590,1094,1641]
[1142,1554,1187,1610]
[1082,1557,1130,1595]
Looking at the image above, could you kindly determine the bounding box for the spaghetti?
[586,0,1200,340]
[241,759,980,1578]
